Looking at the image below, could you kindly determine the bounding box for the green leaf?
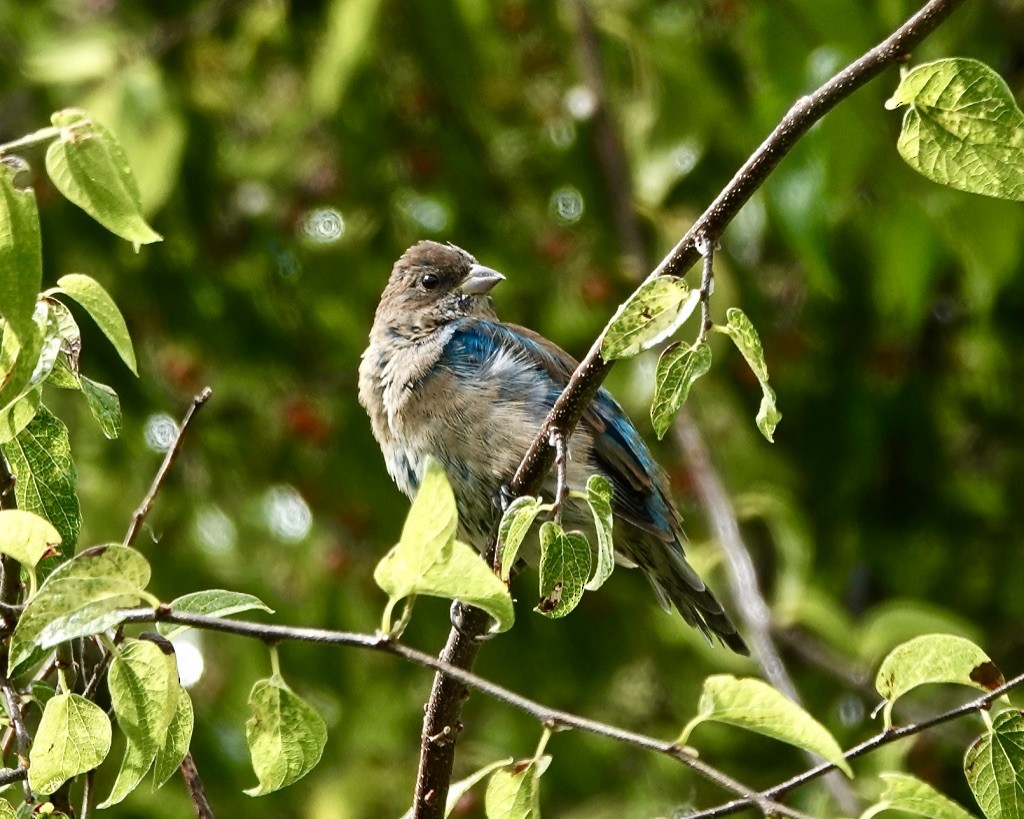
[444,758,515,818]
[0,509,61,566]
[108,639,180,754]
[28,693,112,794]
[0,406,81,553]
[860,772,979,819]
[244,676,327,796]
[964,710,1024,819]
[651,342,712,439]
[157,590,274,638]
[99,638,180,807]
[98,735,151,809]
[374,456,514,633]
[680,675,852,777]
[715,308,781,441]
[79,376,121,439]
[0,799,14,819]
[152,687,194,788]
[875,634,1003,728]
[44,109,162,247]
[536,522,591,619]
[53,273,137,375]
[885,58,1024,201]
[601,277,699,360]
[0,389,39,444]
[496,496,545,582]
[10,545,150,672]
[0,304,47,416]
[0,159,42,344]
[484,756,550,819]
[583,475,615,592]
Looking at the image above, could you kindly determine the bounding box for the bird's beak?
[460,264,505,295]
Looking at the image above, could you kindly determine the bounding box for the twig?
[179,752,216,819]
[696,238,715,344]
[124,387,212,546]
[81,770,96,819]
[412,0,967,814]
[686,671,1024,818]
[675,414,859,814]
[117,607,1024,818]
[0,673,32,801]
[549,429,568,525]
[0,451,22,634]
[119,606,807,818]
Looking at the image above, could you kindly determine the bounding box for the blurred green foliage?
[1,0,1023,815]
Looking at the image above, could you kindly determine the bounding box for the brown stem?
[410,0,968,814]
[124,387,212,546]
[179,752,216,819]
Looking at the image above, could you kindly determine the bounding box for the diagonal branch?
[411,0,968,815]
[117,606,1024,818]
[124,387,213,546]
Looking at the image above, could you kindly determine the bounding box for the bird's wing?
[442,318,681,542]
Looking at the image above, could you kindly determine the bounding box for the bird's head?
[374,241,504,339]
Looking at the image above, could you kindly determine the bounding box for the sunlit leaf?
[715,308,781,441]
[77,376,121,439]
[98,735,151,809]
[860,772,979,819]
[0,304,47,417]
[601,277,699,360]
[152,687,194,788]
[0,406,81,554]
[28,693,111,794]
[0,159,41,344]
[886,58,1024,201]
[99,638,180,807]
[0,509,61,566]
[245,676,327,796]
[875,634,1003,728]
[964,710,1024,819]
[536,522,591,619]
[583,475,614,592]
[374,456,514,633]
[680,675,852,776]
[53,273,137,375]
[10,544,149,671]
[651,341,712,439]
[484,756,550,819]
[158,589,274,638]
[0,389,39,445]
[497,496,545,582]
[44,109,162,247]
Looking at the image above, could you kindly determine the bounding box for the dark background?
[1,0,1022,816]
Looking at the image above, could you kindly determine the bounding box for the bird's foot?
[449,600,496,642]
[492,483,516,513]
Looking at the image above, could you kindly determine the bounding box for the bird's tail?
[646,545,749,656]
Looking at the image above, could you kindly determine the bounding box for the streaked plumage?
[359,240,747,654]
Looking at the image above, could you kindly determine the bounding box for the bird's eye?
[420,273,439,290]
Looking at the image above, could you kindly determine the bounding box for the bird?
[358,240,747,654]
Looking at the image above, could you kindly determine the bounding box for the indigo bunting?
[359,241,747,653]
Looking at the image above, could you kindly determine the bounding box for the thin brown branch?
[118,606,1024,819]
[687,670,1024,818]
[0,673,32,801]
[124,387,213,546]
[119,606,807,818]
[0,451,22,634]
[179,752,216,819]
[412,0,967,814]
